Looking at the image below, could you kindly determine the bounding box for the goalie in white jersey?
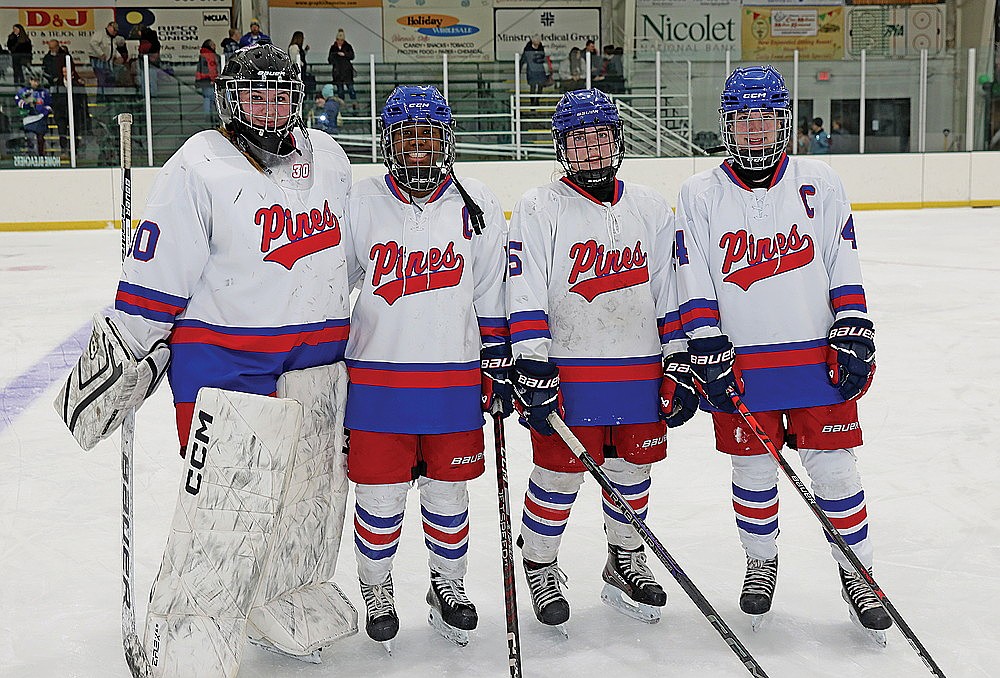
[55,44,358,675]
[506,89,698,630]
[673,66,891,637]
[343,85,511,650]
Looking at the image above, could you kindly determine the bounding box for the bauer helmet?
[380,85,455,193]
[215,43,304,153]
[551,89,624,188]
[719,65,792,171]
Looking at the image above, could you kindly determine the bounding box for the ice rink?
[1,206,997,678]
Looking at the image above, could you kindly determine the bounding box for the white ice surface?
[1,207,998,678]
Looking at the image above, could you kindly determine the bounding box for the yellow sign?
[742,6,844,60]
[269,0,380,7]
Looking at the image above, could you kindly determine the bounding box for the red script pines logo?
[567,239,649,302]
[370,241,465,305]
[258,200,342,270]
[720,224,814,291]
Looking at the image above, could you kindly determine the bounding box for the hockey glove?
[54,314,170,450]
[660,353,699,428]
[827,317,876,401]
[688,335,743,413]
[512,359,564,436]
[481,343,515,418]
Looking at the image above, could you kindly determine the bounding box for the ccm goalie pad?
[54,314,169,450]
[246,363,358,660]
[144,388,303,678]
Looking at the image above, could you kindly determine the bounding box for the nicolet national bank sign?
[635,0,742,59]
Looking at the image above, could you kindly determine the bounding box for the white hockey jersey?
[506,177,682,427]
[674,154,869,412]
[344,174,508,435]
[111,129,353,444]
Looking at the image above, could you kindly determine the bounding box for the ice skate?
[600,544,666,624]
[361,574,399,654]
[426,571,477,647]
[840,566,892,647]
[524,558,570,638]
[247,637,322,663]
[740,555,778,632]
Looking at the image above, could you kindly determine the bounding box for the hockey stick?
[727,389,947,677]
[117,112,152,678]
[547,414,769,678]
[492,414,523,678]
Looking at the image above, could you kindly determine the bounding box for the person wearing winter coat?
[8,24,33,85]
[519,35,550,106]
[195,39,219,121]
[327,29,356,103]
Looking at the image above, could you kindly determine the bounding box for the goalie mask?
[380,85,455,193]
[216,43,305,156]
[552,89,625,188]
[719,65,792,171]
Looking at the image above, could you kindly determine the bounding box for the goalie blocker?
[142,364,355,677]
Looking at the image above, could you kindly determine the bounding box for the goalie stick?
[492,414,523,678]
[727,389,948,677]
[547,414,769,678]
[117,112,151,678]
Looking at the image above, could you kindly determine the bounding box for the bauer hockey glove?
[481,343,515,417]
[827,317,876,401]
[660,353,699,428]
[688,335,744,413]
[512,358,564,436]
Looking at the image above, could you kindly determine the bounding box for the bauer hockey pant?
[519,459,651,564]
[354,478,471,585]
[731,448,873,571]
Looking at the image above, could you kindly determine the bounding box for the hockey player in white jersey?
[673,66,891,638]
[506,89,697,631]
[55,44,358,676]
[343,85,511,649]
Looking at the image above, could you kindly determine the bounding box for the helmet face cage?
[219,78,304,136]
[379,85,456,192]
[552,89,624,187]
[719,65,792,170]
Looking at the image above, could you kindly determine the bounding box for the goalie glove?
[512,359,563,436]
[688,335,743,413]
[481,343,514,418]
[660,353,699,428]
[54,314,170,450]
[827,317,876,401]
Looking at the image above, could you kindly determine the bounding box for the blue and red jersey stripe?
[509,309,551,345]
[679,298,721,334]
[385,173,453,204]
[560,176,624,205]
[477,316,510,344]
[115,281,187,324]
[830,284,868,314]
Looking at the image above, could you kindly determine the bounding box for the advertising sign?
[845,4,944,57]
[113,6,231,63]
[635,0,740,60]
[494,6,600,61]
[382,0,494,63]
[1,6,115,68]
[742,6,844,60]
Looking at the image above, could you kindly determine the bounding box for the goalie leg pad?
[144,388,303,678]
[247,363,358,657]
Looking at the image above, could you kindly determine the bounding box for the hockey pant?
[731,448,873,571]
[354,477,471,585]
[520,459,651,564]
[144,364,356,678]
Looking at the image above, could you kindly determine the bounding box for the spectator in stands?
[111,35,133,87]
[312,84,341,135]
[7,24,32,85]
[810,117,830,154]
[595,44,624,94]
[583,39,600,82]
[289,31,315,96]
[520,35,550,107]
[50,62,90,156]
[195,39,219,122]
[328,28,356,107]
[16,73,52,155]
[559,46,585,92]
[240,19,270,48]
[88,22,117,93]
[136,24,161,96]
[221,28,240,58]
[796,123,811,154]
[42,39,69,88]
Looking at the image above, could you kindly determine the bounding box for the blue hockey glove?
[660,353,699,428]
[688,335,743,413]
[827,317,876,401]
[512,359,564,436]
[481,343,515,418]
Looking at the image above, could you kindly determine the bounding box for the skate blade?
[247,637,322,664]
[750,613,768,632]
[846,608,888,648]
[600,583,661,624]
[427,608,470,647]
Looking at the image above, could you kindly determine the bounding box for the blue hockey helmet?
[719,66,792,170]
[551,89,624,187]
[380,85,455,192]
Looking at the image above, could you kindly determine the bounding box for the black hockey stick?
[117,112,151,678]
[492,414,524,678]
[547,414,769,678]
[727,389,947,677]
